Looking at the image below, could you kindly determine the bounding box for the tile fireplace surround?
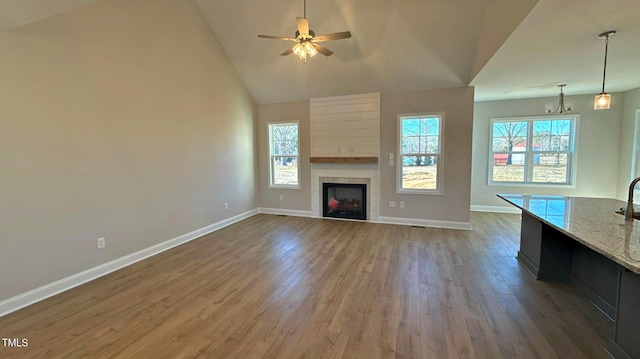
[311,164,379,222]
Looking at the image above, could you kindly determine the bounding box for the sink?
[615,209,640,220]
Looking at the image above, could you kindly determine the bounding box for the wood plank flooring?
[0,213,613,358]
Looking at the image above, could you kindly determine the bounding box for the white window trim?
[488,114,579,188]
[268,122,300,189]
[396,112,444,195]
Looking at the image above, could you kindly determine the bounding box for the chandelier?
[546,84,572,114]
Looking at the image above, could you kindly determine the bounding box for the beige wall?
[471,93,623,210]
[258,87,475,225]
[616,88,640,198]
[0,0,257,301]
[380,87,474,223]
[257,100,311,212]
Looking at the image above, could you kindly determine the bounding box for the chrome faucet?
[625,176,640,221]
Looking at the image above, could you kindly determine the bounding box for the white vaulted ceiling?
[1,0,639,104]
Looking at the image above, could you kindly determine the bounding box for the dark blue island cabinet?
[499,194,640,359]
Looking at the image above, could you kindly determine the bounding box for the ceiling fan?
[257,0,351,62]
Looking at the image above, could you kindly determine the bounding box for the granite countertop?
[498,194,640,274]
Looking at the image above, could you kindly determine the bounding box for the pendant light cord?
[304,0,307,19]
[601,35,609,94]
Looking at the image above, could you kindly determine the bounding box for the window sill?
[269,185,300,190]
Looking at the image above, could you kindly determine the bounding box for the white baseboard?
[470,205,521,214]
[259,207,312,217]
[0,209,259,318]
[378,216,472,230]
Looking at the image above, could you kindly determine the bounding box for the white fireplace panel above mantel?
[310,93,380,158]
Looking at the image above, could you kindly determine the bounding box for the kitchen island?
[499,194,640,359]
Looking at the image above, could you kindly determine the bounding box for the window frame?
[268,122,300,189]
[488,115,579,187]
[396,112,444,195]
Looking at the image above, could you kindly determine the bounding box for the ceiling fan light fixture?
[594,30,616,110]
[293,42,317,62]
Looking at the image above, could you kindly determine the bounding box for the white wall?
[0,0,257,302]
[616,88,640,198]
[471,93,623,210]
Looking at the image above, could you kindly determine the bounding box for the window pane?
[272,156,298,185]
[492,121,528,152]
[401,118,439,155]
[532,153,568,183]
[492,154,525,182]
[422,135,439,153]
[401,155,437,189]
[401,134,420,153]
[273,140,297,155]
[271,124,298,156]
[533,120,571,152]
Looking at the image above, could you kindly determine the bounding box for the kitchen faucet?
[625,176,640,221]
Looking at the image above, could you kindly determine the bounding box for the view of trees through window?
[269,123,299,187]
[399,115,441,192]
[491,117,575,184]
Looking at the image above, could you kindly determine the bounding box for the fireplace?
[323,183,367,220]
[311,166,378,221]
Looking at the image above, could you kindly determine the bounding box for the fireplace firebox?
[322,183,367,220]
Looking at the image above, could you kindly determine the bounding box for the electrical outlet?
[97,237,105,249]
[389,201,396,208]
[399,201,405,209]
[279,195,284,201]
[224,202,229,210]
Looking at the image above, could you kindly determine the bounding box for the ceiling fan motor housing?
[295,29,315,40]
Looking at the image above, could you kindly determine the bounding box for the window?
[398,113,443,194]
[490,116,578,185]
[269,123,299,188]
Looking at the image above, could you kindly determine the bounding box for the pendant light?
[546,84,572,114]
[594,30,616,110]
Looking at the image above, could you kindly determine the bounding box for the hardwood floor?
[0,213,613,358]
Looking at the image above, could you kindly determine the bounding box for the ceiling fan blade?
[312,43,334,56]
[311,31,351,42]
[258,34,298,42]
[296,17,310,38]
[281,46,294,56]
